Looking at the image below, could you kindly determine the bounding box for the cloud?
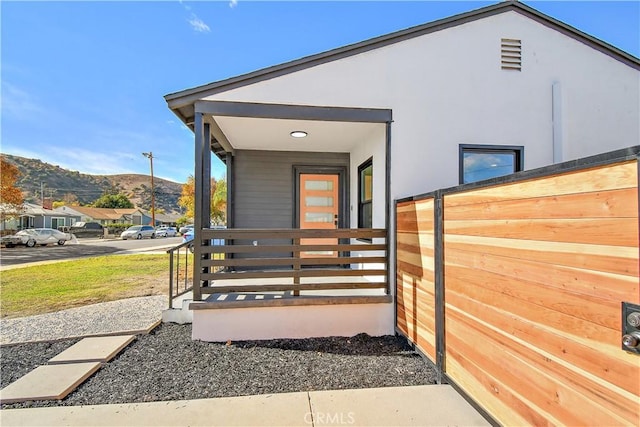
[188,13,210,33]
[229,0,238,8]
[1,82,45,118]
[177,1,210,33]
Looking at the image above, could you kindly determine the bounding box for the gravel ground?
[0,296,167,345]
[1,323,436,409]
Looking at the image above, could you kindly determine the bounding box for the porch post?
[226,152,234,229]
[193,113,206,301]
[385,120,392,295]
[202,123,212,286]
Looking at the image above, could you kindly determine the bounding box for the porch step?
[189,294,392,310]
[162,297,194,324]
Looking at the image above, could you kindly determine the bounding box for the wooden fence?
[396,197,437,362]
[396,147,639,426]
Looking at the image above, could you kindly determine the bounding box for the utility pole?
[142,152,155,227]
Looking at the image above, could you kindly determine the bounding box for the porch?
[164,227,393,340]
[164,98,394,340]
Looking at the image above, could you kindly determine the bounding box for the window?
[358,158,373,229]
[51,217,65,230]
[459,144,523,184]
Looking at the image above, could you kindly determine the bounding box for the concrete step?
[0,363,101,404]
[162,297,193,324]
[49,335,135,364]
[1,335,136,404]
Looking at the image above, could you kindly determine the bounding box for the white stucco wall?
[348,125,387,268]
[192,303,395,341]
[204,10,639,202]
[349,125,386,230]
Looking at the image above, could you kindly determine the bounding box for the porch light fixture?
[290,131,308,138]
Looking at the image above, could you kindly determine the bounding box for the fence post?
[434,190,446,384]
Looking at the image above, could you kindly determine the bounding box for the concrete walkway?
[0,385,491,426]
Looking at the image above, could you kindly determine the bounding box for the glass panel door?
[299,174,339,258]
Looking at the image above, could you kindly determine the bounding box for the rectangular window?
[459,144,524,184]
[51,217,66,230]
[358,158,373,230]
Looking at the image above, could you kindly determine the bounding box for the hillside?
[1,154,184,214]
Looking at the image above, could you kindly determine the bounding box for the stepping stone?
[48,335,135,364]
[0,362,100,404]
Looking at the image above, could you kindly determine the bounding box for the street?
[0,236,183,267]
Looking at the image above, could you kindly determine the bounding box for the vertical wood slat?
[441,159,639,426]
[293,237,300,296]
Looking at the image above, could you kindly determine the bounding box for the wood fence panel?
[442,159,639,426]
[396,198,437,361]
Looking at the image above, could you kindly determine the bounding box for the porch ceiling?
[212,115,384,153]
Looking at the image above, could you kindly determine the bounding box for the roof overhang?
[193,101,392,159]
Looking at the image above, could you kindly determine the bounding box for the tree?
[211,178,227,225]
[92,193,134,209]
[53,193,79,209]
[178,175,227,225]
[178,176,195,219]
[0,157,24,217]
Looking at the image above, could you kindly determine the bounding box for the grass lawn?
[1,254,169,319]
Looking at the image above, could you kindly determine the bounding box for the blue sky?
[2,1,638,184]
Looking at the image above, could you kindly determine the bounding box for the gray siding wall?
[233,150,350,228]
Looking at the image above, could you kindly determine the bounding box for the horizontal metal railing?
[193,228,388,297]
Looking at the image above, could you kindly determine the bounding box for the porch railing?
[192,228,388,300]
[166,240,194,308]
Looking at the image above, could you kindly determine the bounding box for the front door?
[298,173,340,258]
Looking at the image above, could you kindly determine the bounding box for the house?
[54,206,151,226]
[153,212,182,227]
[164,1,639,341]
[0,203,80,231]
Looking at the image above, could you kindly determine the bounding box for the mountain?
[1,154,184,214]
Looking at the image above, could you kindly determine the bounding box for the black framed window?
[459,144,524,184]
[358,158,373,229]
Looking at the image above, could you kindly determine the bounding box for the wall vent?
[501,38,522,71]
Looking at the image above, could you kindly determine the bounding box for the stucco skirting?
[192,302,395,342]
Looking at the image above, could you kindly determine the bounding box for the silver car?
[120,225,156,240]
[155,226,177,237]
[1,228,72,248]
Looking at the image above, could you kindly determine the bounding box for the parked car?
[179,224,194,234]
[1,228,72,248]
[69,221,104,239]
[182,226,225,252]
[182,228,194,244]
[155,226,177,238]
[120,225,156,240]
